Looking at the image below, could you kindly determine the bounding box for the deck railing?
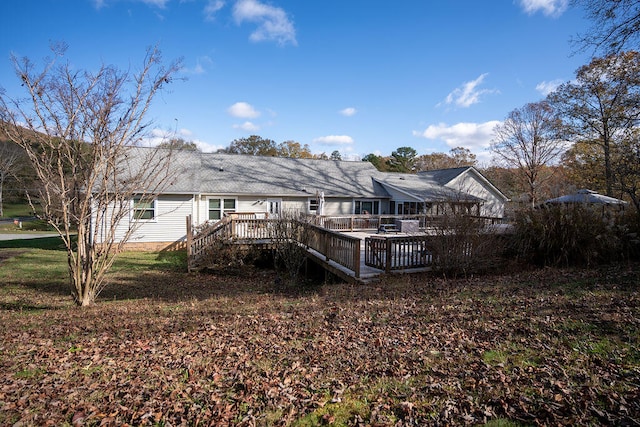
[305,223,361,278]
[188,215,362,277]
[307,214,506,232]
[187,215,234,271]
[188,214,505,276]
[307,214,403,231]
[364,235,434,272]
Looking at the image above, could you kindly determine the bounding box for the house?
[109,148,508,250]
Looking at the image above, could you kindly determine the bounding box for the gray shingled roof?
[198,153,383,197]
[118,146,199,193]
[127,148,384,198]
[418,167,469,185]
[124,148,491,203]
[374,171,482,202]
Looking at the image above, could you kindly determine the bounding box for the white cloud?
[339,107,357,117]
[313,135,354,145]
[177,128,192,137]
[519,0,568,17]
[195,140,226,152]
[233,121,260,131]
[413,121,502,152]
[535,79,564,96]
[443,74,498,108]
[233,0,297,46]
[95,0,169,8]
[183,56,213,75]
[204,0,225,21]
[227,101,261,118]
[140,0,169,7]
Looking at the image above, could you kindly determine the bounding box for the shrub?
[198,236,259,273]
[510,204,637,267]
[428,214,507,277]
[271,211,310,286]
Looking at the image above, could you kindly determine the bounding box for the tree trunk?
[603,138,613,197]
[0,174,4,218]
[69,222,98,306]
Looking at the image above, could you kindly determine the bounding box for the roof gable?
[373,172,482,202]
[417,167,470,185]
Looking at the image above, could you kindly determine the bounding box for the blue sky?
[1,0,592,163]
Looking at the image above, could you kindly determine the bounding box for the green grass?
[0,219,55,232]
[483,350,508,365]
[0,236,67,250]
[1,202,35,218]
[0,243,188,309]
[293,396,371,427]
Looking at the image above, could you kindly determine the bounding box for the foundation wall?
[118,241,186,252]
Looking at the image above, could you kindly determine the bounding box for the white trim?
[207,196,237,221]
[308,197,319,214]
[267,198,282,216]
[353,199,381,215]
[453,167,510,202]
[131,197,157,223]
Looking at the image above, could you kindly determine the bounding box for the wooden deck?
[186,215,438,284]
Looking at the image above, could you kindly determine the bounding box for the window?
[308,198,318,213]
[394,201,424,215]
[133,197,156,221]
[209,198,236,221]
[354,200,379,214]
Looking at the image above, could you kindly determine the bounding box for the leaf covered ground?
[1,250,639,426]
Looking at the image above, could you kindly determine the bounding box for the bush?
[271,212,310,286]
[510,204,637,267]
[198,236,260,273]
[428,214,507,277]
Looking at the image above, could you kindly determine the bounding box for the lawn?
[0,243,638,426]
[0,202,34,219]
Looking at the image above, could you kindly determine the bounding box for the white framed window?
[208,198,236,221]
[132,197,156,221]
[308,198,319,213]
[267,199,281,217]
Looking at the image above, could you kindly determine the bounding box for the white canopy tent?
[544,189,627,206]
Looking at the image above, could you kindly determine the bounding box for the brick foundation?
[118,241,186,252]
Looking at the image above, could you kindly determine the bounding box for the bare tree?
[572,0,640,54]
[0,141,26,217]
[0,44,183,306]
[491,101,565,206]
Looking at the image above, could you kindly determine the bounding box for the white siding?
[323,198,354,215]
[194,195,358,221]
[448,173,505,218]
[117,194,194,243]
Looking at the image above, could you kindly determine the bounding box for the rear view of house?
[107,148,508,250]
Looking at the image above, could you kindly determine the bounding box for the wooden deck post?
[186,215,192,273]
[354,240,361,278]
[385,238,392,273]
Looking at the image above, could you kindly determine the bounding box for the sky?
[0,0,594,163]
